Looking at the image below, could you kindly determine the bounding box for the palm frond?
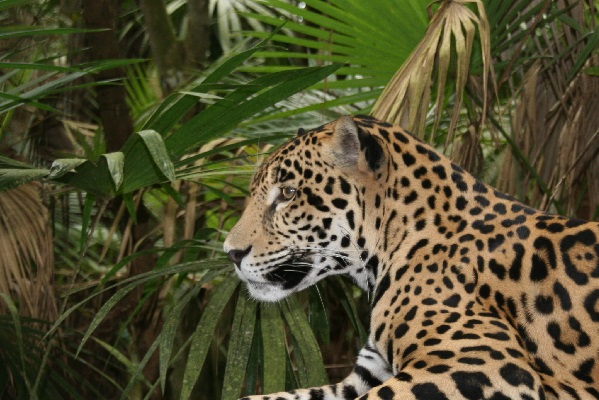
[495,0,599,218]
[372,0,492,141]
[0,183,56,321]
[209,0,293,54]
[241,0,430,109]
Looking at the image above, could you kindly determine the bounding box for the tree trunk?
[184,0,211,68]
[83,2,163,398]
[139,0,185,93]
[82,0,133,152]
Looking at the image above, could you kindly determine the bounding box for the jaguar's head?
[223,116,385,301]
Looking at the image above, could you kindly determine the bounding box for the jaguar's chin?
[245,281,292,302]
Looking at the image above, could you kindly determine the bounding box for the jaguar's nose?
[227,246,252,268]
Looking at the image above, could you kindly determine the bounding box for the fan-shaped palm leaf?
[0,183,56,321]
[372,0,492,141]
[241,0,430,107]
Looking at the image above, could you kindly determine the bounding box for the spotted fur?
[224,115,599,399]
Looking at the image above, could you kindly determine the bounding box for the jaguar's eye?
[280,186,297,201]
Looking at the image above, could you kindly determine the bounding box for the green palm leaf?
[241,0,430,108]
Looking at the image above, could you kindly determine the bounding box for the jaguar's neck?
[357,121,552,315]
[357,123,498,289]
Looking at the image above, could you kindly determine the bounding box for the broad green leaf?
[0,70,87,113]
[180,277,239,400]
[48,158,86,179]
[260,304,286,393]
[165,64,342,159]
[2,52,338,195]
[119,64,340,194]
[101,152,125,190]
[84,58,147,72]
[142,37,276,135]
[281,297,327,387]
[159,285,201,393]
[221,292,257,400]
[243,324,262,398]
[0,168,49,192]
[137,130,175,181]
[118,131,174,194]
[53,156,120,197]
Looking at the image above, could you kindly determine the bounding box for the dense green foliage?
[0,0,597,399]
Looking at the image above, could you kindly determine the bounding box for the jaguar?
[224,115,599,399]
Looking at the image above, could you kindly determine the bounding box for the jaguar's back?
[224,115,599,399]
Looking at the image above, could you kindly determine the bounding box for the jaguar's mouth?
[264,262,313,290]
[236,255,315,302]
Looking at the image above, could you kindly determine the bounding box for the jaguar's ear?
[330,116,361,168]
[329,116,384,171]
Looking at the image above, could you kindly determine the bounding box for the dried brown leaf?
[0,184,57,320]
[498,45,599,219]
[372,0,492,142]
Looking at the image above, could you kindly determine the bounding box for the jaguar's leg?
[357,360,546,400]
[357,304,550,400]
[240,342,392,400]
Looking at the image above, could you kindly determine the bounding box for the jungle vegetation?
[0,0,597,399]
